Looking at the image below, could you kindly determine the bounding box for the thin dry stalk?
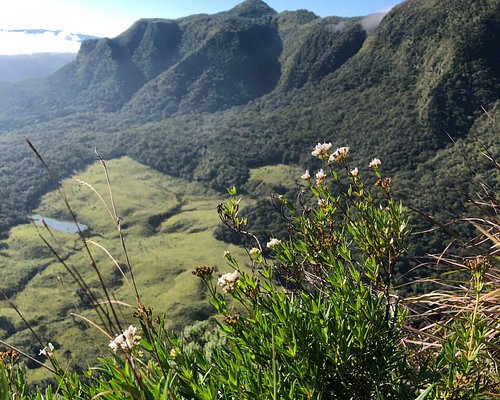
[27,139,123,336]
[95,151,142,305]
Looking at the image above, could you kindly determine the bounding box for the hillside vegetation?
[0,0,497,238]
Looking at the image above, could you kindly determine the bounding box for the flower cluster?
[39,342,54,357]
[0,349,19,365]
[311,142,332,158]
[249,247,261,256]
[224,312,240,326]
[328,146,349,163]
[318,198,328,207]
[266,238,281,249]
[218,271,240,293]
[375,177,393,190]
[109,325,141,353]
[315,169,326,185]
[368,158,381,168]
[170,348,178,359]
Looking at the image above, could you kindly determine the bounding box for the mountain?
[0,0,498,242]
[0,0,357,128]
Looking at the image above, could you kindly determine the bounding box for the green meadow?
[0,157,302,378]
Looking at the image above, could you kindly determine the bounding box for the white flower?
[266,238,281,249]
[109,325,141,353]
[318,198,327,206]
[350,167,359,177]
[368,158,381,168]
[39,342,54,357]
[315,169,326,185]
[249,247,261,256]
[218,271,241,293]
[109,340,119,353]
[311,142,332,158]
[223,250,231,259]
[328,146,350,163]
[301,170,311,180]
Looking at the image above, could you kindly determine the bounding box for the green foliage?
[0,145,498,398]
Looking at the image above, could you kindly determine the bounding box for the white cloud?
[0,30,82,55]
[0,0,129,37]
[360,13,387,33]
[0,0,131,54]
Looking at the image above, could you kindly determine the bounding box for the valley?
[1,156,292,376]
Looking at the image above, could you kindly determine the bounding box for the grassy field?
[0,158,301,382]
[245,164,304,196]
[0,156,265,379]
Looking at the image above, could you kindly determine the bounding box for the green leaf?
[0,364,11,400]
[415,384,436,400]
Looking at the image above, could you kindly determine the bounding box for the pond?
[32,214,88,234]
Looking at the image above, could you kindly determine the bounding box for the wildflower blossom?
[39,343,54,357]
[318,198,328,206]
[311,142,332,158]
[223,250,231,259]
[368,158,381,168]
[350,167,359,177]
[109,325,141,353]
[218,271,240,293]
[315,169,326,185]
[328,146,350,163]
[249,247,261,256]
[301,170,311,180]
[266,238,281,249]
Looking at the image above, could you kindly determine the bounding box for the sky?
[0,0,404,54]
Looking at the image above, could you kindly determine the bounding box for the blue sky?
[0,0,404,54]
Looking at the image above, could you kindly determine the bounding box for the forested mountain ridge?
[0,0,498,239]
[0,0,330,129]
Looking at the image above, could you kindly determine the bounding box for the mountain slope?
[123,19,282,119]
